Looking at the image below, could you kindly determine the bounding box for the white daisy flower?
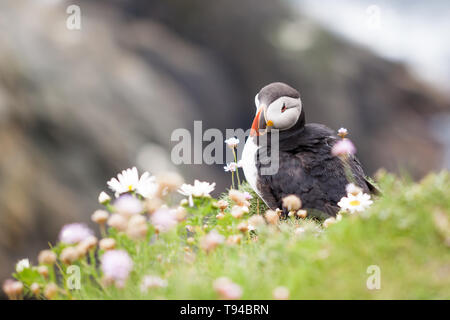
[135,172,158,198]
[107,167,157,198]
[225,137,240,148]
[16,259,30,273]
[98,191,111,205]
[224,162,238,172]
[178,180,216,207]
[338,192,373,214]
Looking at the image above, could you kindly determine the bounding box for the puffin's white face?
[251,84,302,136]
[265,96,302,130]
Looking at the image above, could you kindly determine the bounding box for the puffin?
[241,82,376,219]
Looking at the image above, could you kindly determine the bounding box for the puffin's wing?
[257,152,317,212]
[256,178,280,210]
[350,156,381,195]
[308,123,378,196]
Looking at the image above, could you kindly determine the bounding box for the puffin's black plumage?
[250,82,375,219]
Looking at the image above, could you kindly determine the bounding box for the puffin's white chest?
[241,137,262,198]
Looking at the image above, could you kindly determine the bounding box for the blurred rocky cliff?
[0,0,449,283]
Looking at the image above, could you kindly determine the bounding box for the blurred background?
[1,0,449,285]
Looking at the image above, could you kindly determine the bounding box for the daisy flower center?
[128,185,134,191]
[349,200,361,206]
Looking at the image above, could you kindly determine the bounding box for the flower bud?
[99,238,116,251]
[237,221,249,233]
[216,200,229,211]
[337,127,348,139]
[3,280,23,299]
[265,210,279,225]
[282,195,302,211]
[127,215,148,240]
[248,215,265,227]
[91,210,109,224]
[175,206,187,221]
[60,247,79,264]
[38,250,57,265]
[231,205,245,219]
[76,236,98,256]
[37,265,49,278]
[107,213,128,232]
[127,221,148,240]
[228,189,246,206]
[296,210,307,219]
[30,283,40,296]
[44,283,59,300]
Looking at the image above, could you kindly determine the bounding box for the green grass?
[13,171,450,299]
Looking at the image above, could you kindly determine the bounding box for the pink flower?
[59,223,94,244]
[213,277,243,300]
[101,250,133,287]
[151,208,178,232]
[243,192,253,200]
[273,286,290,300]
[331,138,356,156]
[225,137,240,148]
[114,195,143,216]
[224,162,238,172]
[140,276,168,293]
[201,230,225,252]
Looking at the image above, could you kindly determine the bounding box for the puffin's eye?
[281,104,287,113]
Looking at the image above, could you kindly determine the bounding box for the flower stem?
[232,148,241,186]
[341,155,356,184]
[231,171,235,189]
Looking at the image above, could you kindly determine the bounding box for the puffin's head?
[250,82,303,136]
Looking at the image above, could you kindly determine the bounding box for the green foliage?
[13,171,450,299]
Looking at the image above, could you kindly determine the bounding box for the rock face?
[0,0,448,283]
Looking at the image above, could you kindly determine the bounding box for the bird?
[241,82,377,219]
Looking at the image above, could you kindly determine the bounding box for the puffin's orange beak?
[250,105,268,136]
